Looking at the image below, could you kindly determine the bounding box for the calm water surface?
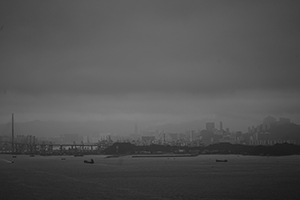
[1,154,300,200]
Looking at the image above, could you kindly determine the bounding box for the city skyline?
[1,0,300,133]
[0,114,295,138]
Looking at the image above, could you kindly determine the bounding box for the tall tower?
[11,113,14,153]
[219,121,223,131]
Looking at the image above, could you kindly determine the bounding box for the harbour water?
[1,154,300,200]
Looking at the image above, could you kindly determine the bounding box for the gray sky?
[1,0,300,131]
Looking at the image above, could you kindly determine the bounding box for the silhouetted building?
[191,130,201,141]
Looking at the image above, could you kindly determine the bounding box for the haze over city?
[1,0,300,134]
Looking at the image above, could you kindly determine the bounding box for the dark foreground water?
[1,154,300,200]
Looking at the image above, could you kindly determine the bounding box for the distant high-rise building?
[191,130,201,141]
[206,122,215,132]
[219,121,223,131]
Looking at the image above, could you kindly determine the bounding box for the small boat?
[29,154,35,157]
[12,155,17,158]
[216,159,228,162]
[61,158,66,160]
[84,159,94,164]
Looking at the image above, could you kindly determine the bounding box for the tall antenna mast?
[12,113,14,153]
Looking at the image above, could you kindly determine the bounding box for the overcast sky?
[1,0,300,131]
